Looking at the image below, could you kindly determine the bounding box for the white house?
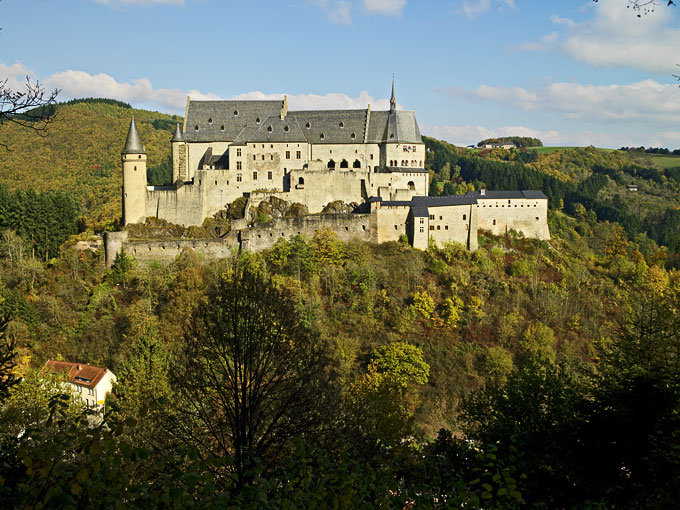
[43,360,117,411]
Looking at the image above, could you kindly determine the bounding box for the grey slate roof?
[467,190,548,200]
[411,206,429,217]
[122,117,145,154]
[290,110,368,144]
[184,99,423,145]
[185,100,284,142]
[413,195,477,206]
[248,115,307,143]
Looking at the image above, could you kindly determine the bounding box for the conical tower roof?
[390,76,396,113]
[122,116,146,154]
[171,123,185,142]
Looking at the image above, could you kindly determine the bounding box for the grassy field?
[528,146,618,154]
[644,153,680,169]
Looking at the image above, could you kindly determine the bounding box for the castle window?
[253,155,256,161]
[194,125,199,131]
[284,125,289,132]
[237,148,241,156]
[214,180,217,185]
[493,219,496,225]
[419,160,422,166]
[419,227,424,233]
[298,177,304,185]
[270,155,274,160]
[320,133,325,140]
[439,216,442,220]
[262,155,265,160]
[267,126,273,132]
[413,146,417,152]
[370,154,373,160]
[286,151,291,159]
[430,225,434,231]
[306,122,311,129]
[463,214,467,220]
[134,166,136,170]
[407,181,415,190]
[296,151,301,159]
[536,217,539,221]
[234,110,238,116]
[353,160,361,169]
[445,225,449,230]
[394,225,398,230]
[221,125,225,131]
[339,122,344,128]
[237,161,242,170]
[429,214,434,220]
[340,159,348,168]
[256,117,261,124]
[208,118,213,124]
[508,200,511,204]
[270,144,273,148]
[420,218,424,224]
[268,171,272,180]
[328,159,335,169]
[237,174,242,182]
[139,155,142,159]
[253,172,258,180]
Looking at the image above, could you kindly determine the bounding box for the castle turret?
[390,76,396,113]
[171,123,187,185]
[121,117,147,226]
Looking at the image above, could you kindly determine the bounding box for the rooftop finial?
[390,75,396,113]
[122,116,146,154]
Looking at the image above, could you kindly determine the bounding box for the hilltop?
[0,99,179,228]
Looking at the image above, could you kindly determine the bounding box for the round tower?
[171,123,187,185]
[121,117,147,226]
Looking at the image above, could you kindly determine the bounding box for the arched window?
[407,181,415,190]
[353,159,361,168]
[328,159,336,169]
[298,177,304,185]
[340,159,348,169]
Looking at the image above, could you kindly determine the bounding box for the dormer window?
[339,122,344,128]
[267,126,273,132]
[351,132,356,140]
[208,118,213,124]
[256,117,261,124]
[320,133,325,140]
[195,125,199,131]
[284,125,289,132]
[220,125,225,131]
[305,122,311,129]
[390,133,394,139]
[233,110,239,116]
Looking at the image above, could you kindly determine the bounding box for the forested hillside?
[0,100,179,228]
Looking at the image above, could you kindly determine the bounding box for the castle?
[109,83,549,265]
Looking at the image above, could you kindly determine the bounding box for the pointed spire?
[122,116,146,154]
[171,123,185,142]
[390,75,396,113]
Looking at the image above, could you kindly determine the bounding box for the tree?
[0,316,18,400]
[593,0,676,17]
[0,77,58,141]
[171,263,335,488]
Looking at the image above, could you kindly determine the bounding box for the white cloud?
[2,63,398,114]
[513,31,558,52]
[460,0,515,19]
[524,0,680,74]
[420,123,670,149]
[363,0,406,16]
[451,79,680,124]
[308,0,353,24]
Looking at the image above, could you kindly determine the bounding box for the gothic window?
[339,122,344,128]
[208,118,213,124]
[353,160,361,168]
[370,154,374,160]
[298,177,304,185]
[253,155,256,161]
[328,159,336,169]
[270,155,274,160]
[233,110,238,116]
[256,117,261,124]
[262,155,265,160]
[340,159,348,168]
[407,181,415,190]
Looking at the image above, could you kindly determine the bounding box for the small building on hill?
[43,360,116,411]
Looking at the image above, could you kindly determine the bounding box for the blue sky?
[2,0,680,147]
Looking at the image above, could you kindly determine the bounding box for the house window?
[253,155,256,161]
[270,155,274,160]
[253,172,258,180]
[262,155,265,161]
[270,144,274,149]
[419,218,424,224]
[439,216,442,220]
[429,214,434,220]
[237,161,242,170]
[437,225,440,230]
[237,174,242,182]
[429,225,434,231]
[268,171,273,180]
[419,227,424,233]
[296,151,301,159]
[463,214,467,220]
[493,219,496,225]
[286,151,291,159]
[88,388,94,396]
[237,148,241,157]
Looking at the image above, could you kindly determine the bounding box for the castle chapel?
[122,82,429,227]
[114,83,549,262]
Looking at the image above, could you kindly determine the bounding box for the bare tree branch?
[0,76,59,135]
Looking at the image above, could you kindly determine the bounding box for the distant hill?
[0,100,180,228]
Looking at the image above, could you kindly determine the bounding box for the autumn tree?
[171,263,336,488]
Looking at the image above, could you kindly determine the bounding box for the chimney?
[77,364,82,371]
[480,189,486,196]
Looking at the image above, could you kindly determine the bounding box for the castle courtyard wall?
[475,198,549,239]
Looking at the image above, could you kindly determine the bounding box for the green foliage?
[477,136,543,148]
[146,155,172,186]
[370,342,430,387]
[60,97,132,109]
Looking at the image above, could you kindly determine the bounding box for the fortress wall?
[428,204,475,248]
[374,204,410,243]
[476,198,550,240]
[241,213,371,253]
[146,184,205,226]
[186,141,230,179]
[286,170,366,212]
[310,143,380,172]
[124,236,238,263]
[368,171,428,198]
